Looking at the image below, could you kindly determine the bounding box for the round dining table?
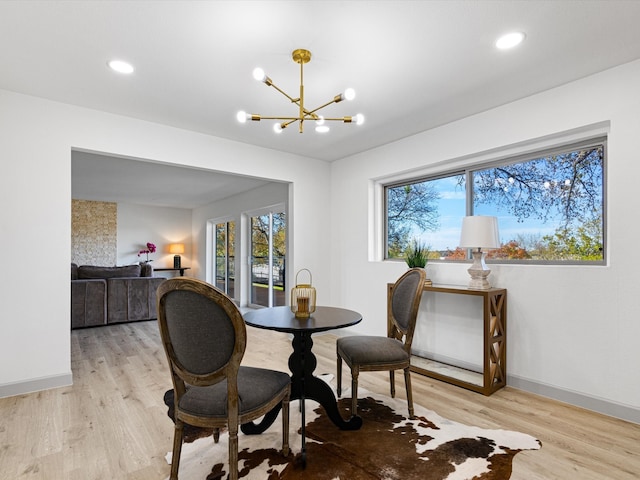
[242,306,363,464]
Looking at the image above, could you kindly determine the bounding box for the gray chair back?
[389,268,425,349]
[158,278,246,388]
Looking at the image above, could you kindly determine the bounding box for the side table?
[390,283,507,396]
[154,267,190,276]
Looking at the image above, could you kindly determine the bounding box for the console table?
[154,267,190,276]
[390,283,507,396]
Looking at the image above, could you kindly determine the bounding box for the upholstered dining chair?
[157,277,291,480]
[336,267,426,418]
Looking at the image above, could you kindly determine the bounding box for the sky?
[411,176,558,252]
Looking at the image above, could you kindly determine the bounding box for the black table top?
[243,305,362,334]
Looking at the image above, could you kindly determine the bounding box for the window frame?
[214,220,236,297]
[245,204,287,308]
[382,136,607,266]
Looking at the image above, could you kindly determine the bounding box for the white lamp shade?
[459,216,500,249]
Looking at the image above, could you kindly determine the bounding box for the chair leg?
[389,370,396,397]
[281,393,290,457]
[350,366,359,417]
[337,353,343,396]
[170,420,184,480]
[229,423,239,480]
[404,367,414,418]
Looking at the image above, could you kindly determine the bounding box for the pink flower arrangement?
[138,242,157,263]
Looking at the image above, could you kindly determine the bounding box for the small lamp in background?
[459,216,500,290]
[169,243,185,269]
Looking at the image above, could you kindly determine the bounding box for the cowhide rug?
[163,383,541,480]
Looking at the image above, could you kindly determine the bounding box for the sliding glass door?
[249,209,286,307]
[214,221,235,298]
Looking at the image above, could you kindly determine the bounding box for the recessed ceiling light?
[495,32,525,50]
[108,59,134,74]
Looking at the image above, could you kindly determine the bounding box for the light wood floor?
[1,320,639,479]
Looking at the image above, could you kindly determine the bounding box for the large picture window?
[385,138,605,264]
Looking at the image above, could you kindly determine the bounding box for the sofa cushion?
[78,264,141,279]
[71,279,107,328]
[107,276,166,323]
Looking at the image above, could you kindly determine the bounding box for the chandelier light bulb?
[253,67,267,82]
[354,113,365,125]
[236,110,248,123]
[315,116,325,125]
[343,88,356,101]
[273,123,283,133]
[315,125,330,133]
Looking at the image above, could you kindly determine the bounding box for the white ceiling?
[71,151,273,209]
[3,1,640,208]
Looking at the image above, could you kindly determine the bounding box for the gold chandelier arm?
[306,95,344,115]
[264,81,299,104]
[282,118,298,130]
[251,115,353,123]
[317,116,354,122]
[264,79,323,125]
[251,116,301,121]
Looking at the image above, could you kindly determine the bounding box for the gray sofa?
[71,263,166,329]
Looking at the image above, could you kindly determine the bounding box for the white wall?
[330,59,640,422]
[117,203,192,268]
[0,88,331,396]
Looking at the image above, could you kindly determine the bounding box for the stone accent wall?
[71,199,117,266]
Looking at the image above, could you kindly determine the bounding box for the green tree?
[215,222,235,258]
[252,213,286,258]
[537,216,603,260]
[387,181,442,257]
[473,146,603,228]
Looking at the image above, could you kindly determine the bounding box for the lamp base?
[467,249,492,290]
[173,255,181,269]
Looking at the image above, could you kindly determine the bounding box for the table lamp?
[169,243,185,269]
[459,216,500,290]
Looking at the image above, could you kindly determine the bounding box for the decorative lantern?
[291,269,316,319]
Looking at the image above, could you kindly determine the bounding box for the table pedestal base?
[242,331,362,464]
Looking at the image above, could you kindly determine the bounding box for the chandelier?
[236,49,364,134]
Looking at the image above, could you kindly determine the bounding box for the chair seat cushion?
[178,366,290,418]
[337,336,409,366]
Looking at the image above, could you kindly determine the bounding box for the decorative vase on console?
[138,242,156,264]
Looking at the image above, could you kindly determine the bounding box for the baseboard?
[507,374,640,425]
[0,372,73,399]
